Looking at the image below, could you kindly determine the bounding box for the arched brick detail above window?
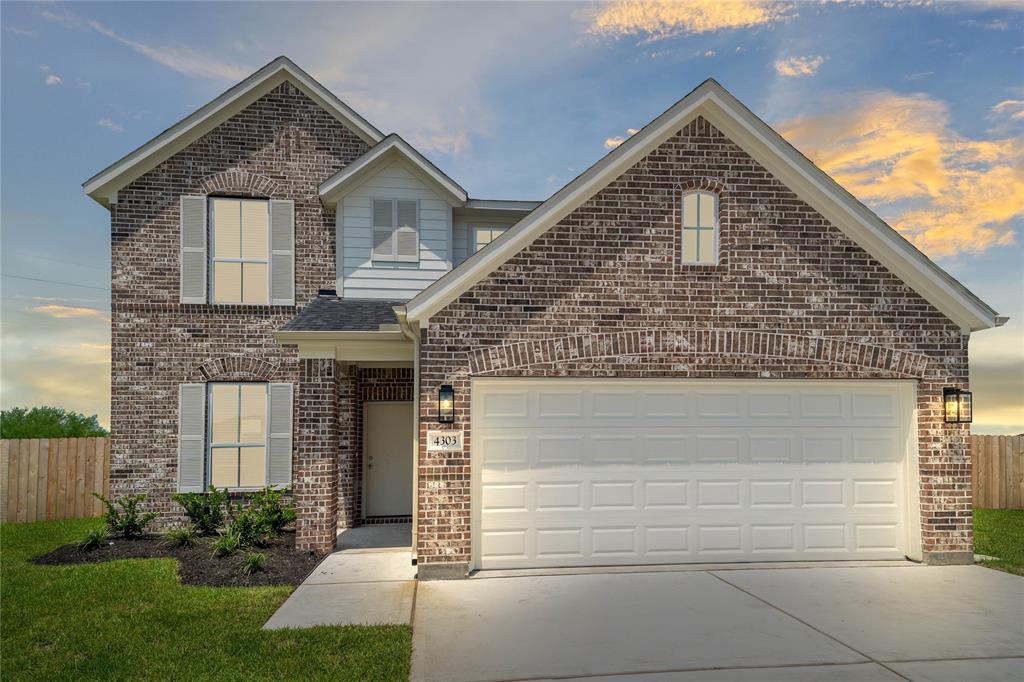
[468,329,938,379]
[675,177,727,194]
[199,170,281,198]
[192,355,280,382]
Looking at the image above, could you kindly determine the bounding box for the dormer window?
[681,190,718,264]
[372,198,419,262]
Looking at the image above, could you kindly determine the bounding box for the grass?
[973,508,1024,576]
[0,518,411,681]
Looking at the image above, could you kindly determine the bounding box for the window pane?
[239,384,266,443]
[210,384,239,443]
[698,228,716,263]
[239,447,266,488]
[211,447,239,488]
[213,261,242,303]
[212,199,241,258]
[682,194,698,227]
[373,228,394,259]
[240,201,268,259]
[699,193,716,228]
[682,228,698,262]
[241,263,268,304]
[372,199,393,228]
[397,200,417,229]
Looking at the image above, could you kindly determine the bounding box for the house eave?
[274,328,414,361]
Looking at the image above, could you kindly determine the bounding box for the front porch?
[275,293,419,556]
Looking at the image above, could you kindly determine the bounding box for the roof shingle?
[280,296,401,332]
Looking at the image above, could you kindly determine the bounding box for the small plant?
[240,551,266,575]
[229,509,274,548]
[246,486,296,535]
[77,527,109,551]
[163,525,199,548]
[93,493,157,538]
[211,529,242,557]
[171,487,230,535]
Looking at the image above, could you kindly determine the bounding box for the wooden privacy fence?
[972,434,1024,510]
[0,438,110,523]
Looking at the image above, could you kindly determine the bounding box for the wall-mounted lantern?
[943,387,972,424]
[438,384,455,423]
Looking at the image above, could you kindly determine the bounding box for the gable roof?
[83,56,384,208]
[319,134,468,208]
[404,79,1004,332]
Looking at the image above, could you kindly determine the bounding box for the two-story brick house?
[85,57,1004,579]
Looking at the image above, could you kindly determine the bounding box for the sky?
[1,1,1022,434]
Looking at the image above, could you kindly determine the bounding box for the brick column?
[337,368,360,527]
[295,359,339,554]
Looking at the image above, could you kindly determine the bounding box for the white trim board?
[404,79,1003,333]
[83,56,384,208]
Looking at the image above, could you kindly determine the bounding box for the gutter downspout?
[395,305,420,566]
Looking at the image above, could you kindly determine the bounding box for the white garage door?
[472,379,918,570]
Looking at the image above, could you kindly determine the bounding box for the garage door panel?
[474,379,913,569]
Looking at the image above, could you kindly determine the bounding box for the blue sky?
[2,1,1022,432]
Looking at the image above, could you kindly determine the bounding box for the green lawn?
[974,508,1024,576]
[0,519,411,681]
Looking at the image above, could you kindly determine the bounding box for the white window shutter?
[177,384,206,492]
[267,383,293,487]
[180,196,207,303]
[269,199,295,305]
[395,200,419,262]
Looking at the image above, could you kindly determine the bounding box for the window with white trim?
[473,226,507,253]
[681,191,718,264]
[208,383,267,489]
[211,198,269,304]
[372,198,419,262]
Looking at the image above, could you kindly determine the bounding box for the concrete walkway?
[411,565,1024,682]
[263,524,415,630]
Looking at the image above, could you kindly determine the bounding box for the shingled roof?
[280,294,402,332]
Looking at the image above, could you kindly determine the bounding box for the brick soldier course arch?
[192,355,281,382]
[199,170,281,198]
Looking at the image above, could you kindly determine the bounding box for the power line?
[1,273,111,291]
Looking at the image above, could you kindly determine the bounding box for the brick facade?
[416,117,971,574]
[108,82,369,544]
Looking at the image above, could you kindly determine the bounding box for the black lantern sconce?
[943,387,972,424]
[438,384,455,423]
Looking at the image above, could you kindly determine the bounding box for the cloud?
[38,8,249,81]
[774,55,826,77]
[778,90,1024,258]
[588,0,793,42]
[32,304,110,321]
[604,127,640,149]
[97,117,124,133]
[5,26,38,38]
[991,99,1024,122]
[44,74,63,86]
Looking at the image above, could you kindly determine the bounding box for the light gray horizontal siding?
[338,161,452,298]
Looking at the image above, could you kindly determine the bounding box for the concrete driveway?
[411,564,1023,682]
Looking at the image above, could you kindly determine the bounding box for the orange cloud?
[589,0,792,41]
[32,304,109,320]
[774,55,826,77]
[778,91,1024,258]
[604,128,639,150]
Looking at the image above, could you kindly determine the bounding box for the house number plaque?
[427,430,463,452]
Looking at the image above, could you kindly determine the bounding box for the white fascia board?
[406,80,1001,331]
[463,199,543,212]
[273,329,408,343]
[83,56,384,207]
[319,135,468,208]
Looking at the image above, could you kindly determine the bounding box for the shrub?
[77,527,109,551]
[211,529,242,557]
[246,486,296,535]
[171,487,230,535]
[240,551,266,575]
[228,509,274,548]
[93,493,157,538]
[163,526,199,548]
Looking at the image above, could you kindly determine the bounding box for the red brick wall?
[417,116,971,570]
[108,82,369,526]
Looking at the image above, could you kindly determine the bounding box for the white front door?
[364,401,414,517]
[472,378,918,570]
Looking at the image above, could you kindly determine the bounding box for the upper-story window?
[211,198,269,304]
[372,198,419,262]
[681,191,718,265]
[473,226,506,253]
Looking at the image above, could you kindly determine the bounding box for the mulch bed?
[33,531,322,587]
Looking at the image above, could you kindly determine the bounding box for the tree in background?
[0,407,109,439]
